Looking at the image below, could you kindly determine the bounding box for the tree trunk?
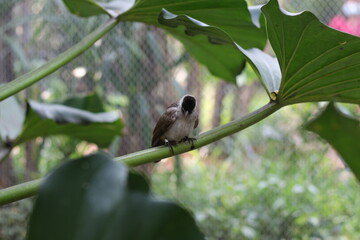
[0,4,15,83]
[212,81,227,128]
[187,58,202,111]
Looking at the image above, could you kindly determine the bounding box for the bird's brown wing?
[194,116,199,129]
[152,105,178,147]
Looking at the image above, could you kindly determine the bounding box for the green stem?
[0,179,42,205]
[0,101,281,205]
[0,18,119,102]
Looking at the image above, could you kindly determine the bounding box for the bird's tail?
[151,138,165,148]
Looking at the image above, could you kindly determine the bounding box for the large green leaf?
[157,0,360,104]
[60,93,105,113]
[305,103,360,181]
[27,153,204,240]
[14,100,123,148]
[262,0,360,104]
[63,0,135,18]
[123,0,266,49]
[156,4,267,83]
[158,9,280,97]
[63,0,266,83]
[70,0,266,48]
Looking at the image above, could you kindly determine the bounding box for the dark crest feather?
[181,95,196,114]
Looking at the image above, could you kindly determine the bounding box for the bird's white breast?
[164,112,196,142]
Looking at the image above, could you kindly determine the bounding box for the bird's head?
[180,95,196,117]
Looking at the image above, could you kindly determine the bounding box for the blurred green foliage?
[0,199,32,240]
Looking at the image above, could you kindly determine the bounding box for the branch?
[0,101,281,205]
[0,18,119,101]
[0,179,42,205]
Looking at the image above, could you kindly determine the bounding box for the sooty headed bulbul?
[152,95,198,153]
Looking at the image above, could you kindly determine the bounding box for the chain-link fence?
[1,0,360,239]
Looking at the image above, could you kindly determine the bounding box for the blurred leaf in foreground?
[305,103,360,181]
[27,152,204,240]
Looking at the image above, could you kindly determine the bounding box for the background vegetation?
[0,0,359,239]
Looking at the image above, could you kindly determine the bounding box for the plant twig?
[0,179,42,205]
[0,101,280,205]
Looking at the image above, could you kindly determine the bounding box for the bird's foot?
[182,136,197,150]
[154,140,176,163]
[165,140,177,154]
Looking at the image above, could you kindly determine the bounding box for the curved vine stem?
[0,101,281,205]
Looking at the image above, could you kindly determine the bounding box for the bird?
[152,94,199,154]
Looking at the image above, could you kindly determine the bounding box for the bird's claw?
[165,140,176,154]
[182,136,197,150]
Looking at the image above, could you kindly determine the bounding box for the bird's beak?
[184,111,189,117]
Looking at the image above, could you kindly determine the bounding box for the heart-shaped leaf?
[305,103,360,181]
[262,0,360,105]
[14,100,123,148]
[27,153,204,240]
